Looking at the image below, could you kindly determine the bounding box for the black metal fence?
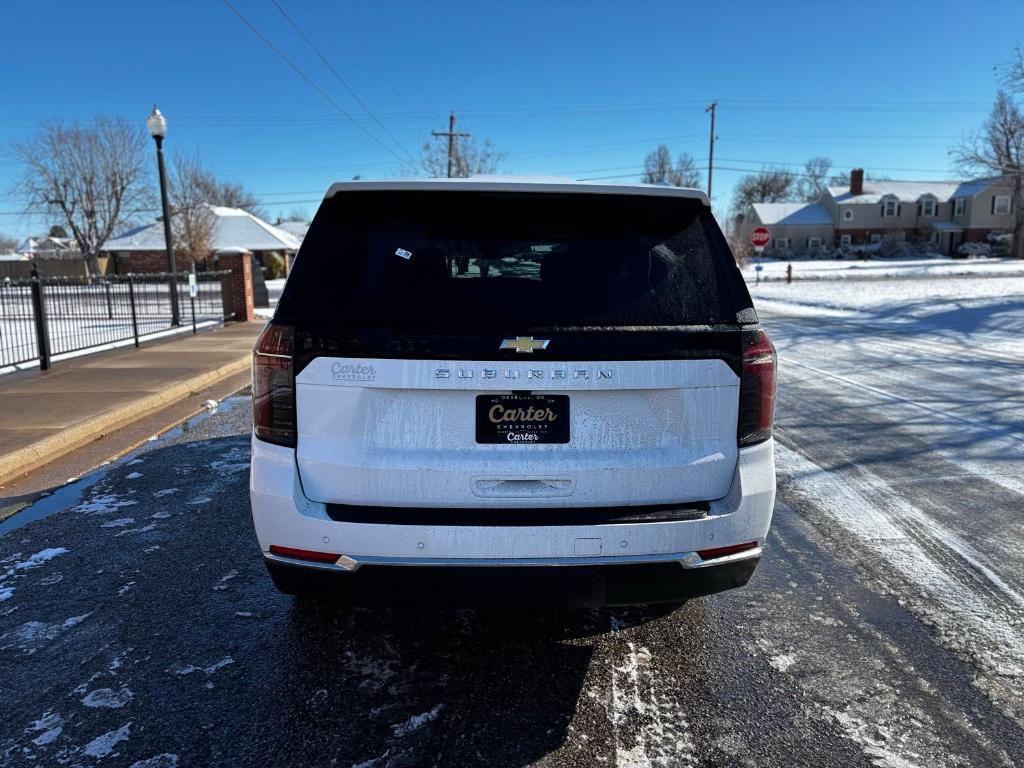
[0,271,227,370]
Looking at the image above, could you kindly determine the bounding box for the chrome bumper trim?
[264,546,762,573]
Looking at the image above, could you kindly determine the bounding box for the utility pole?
[431,112,470,178]
[705,101,717,203]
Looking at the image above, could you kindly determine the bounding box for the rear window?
[277,190,750,329]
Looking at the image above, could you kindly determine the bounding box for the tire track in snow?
[780,356,1024,448]
[607,616,696,768]
[775,442,1024,723]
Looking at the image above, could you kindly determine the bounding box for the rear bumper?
[249,437,776,604]
[264,554,761,608]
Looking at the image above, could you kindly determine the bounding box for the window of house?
[882,199,898,217]
[839,234,852,247]
[774,237,790,251]
[954,198,965,216]
[842,209,854,221]
[807,237,823,249]
[994,195,1012,215]
[870,234,882,244]
[921,198,936,216]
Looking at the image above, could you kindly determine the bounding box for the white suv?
[249,178,776,606]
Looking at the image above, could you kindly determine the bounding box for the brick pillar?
[218,250,255,322]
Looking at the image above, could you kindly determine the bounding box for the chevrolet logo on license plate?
[499,336,550,354]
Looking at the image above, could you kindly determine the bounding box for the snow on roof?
[929,221,965,231]
[751,201,833,226]
[324,177,711,205]
[949,177,1001,199]
[827,178,998,205]
[102,205,300,253]
[273,220,310,241]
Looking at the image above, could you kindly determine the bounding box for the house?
[821,170,1015,254]
[743,169,1015,256]
[100,205,301,274]
[273,219,310,246]
[746,201,834,255]
[17,236,77,259]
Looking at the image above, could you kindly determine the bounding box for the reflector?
[269,545,340,563]
[697,541,759,560]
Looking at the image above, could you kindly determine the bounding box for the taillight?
[253,323,297,447]
[737,329,776,446]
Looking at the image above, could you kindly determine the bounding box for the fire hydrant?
[786,263,793,284]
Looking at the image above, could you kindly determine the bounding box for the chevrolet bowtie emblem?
[499,336,550,354]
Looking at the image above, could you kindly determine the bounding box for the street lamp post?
[146,105,180,327]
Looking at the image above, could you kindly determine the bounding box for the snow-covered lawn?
[749,273,1024,357]
[742,256,1024,281]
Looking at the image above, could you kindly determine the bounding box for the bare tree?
[642,145,674,184]
[673,152,702,188]
[194,176,266,220]
[1000,43,1024,93]
[730,166,796,217]
[169,151,216,266]
[953,90,1024,259]
[0,233,17,253]
[417,135,505,178]
[642,146,702,188]
[798,156,832,201]
[10,117,151,274]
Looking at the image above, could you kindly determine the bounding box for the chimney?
[850,168,864,196]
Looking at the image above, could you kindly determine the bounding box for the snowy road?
[1,275,1023,767]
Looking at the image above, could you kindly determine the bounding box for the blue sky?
[1,0,1020,239]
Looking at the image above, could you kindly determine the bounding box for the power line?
[336,0,421,116]
[417,0,455,108]
[218,0,406,163]
[270,0,415,162]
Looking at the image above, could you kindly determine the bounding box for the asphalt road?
[1,311,1023,767]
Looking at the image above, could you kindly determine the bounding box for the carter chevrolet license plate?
[475,394,570,444]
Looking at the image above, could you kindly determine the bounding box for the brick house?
[821,170,1015,254]
[100,205,300,274]
[743,169,1015,256]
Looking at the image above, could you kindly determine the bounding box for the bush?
[957,242,992,258]
[263,252,287,279]
[987,233,1012,257]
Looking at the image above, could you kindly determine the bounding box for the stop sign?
[750,227,771,249]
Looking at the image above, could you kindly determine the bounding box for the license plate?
[475,394,570,444]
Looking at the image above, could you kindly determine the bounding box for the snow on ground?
[749,273,1024,357]
[754,270,1024,722]
[255,278,285,320]
[742,255,1024,282]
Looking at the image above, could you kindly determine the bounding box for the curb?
[0,356,251,487]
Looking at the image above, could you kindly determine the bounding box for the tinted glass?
[278,190,747,329]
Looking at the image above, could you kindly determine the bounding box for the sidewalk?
[0,322,264,486]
